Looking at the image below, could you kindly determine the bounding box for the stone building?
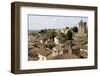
[52,45,63,56]
[54,36,62,45]
[28,48,52,61]
[78,20,87,34]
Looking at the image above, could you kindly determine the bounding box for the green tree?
[65,26,69,29]
[72,26,78,33]
[39,29,47,34]
[66,30,73,40]
[47,31,56,40]
[62,30,73,41]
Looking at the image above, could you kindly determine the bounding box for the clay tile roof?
[38,48,52,56]
[54,45,63,51]
[29,48,52,57]
[29,48,39,54]
[28,46,34,49]
[50,53,79,59]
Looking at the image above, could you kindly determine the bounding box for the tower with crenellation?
[78,20,87,34]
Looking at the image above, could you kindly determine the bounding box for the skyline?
[28,15,88,30]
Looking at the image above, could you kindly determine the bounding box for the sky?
[28,15,88,30]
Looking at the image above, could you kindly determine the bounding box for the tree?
[47,31,56,40]
[66,30,73,40]
[72,26,78,33]
[61,30,73,42]
[67,30,73,40]
[65,26,69,29]
[39,29,47,34]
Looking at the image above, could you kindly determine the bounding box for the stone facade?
[78,20,87,34]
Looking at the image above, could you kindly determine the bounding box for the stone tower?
[78,20,87,34]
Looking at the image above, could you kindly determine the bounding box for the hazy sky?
[28,15,88,30]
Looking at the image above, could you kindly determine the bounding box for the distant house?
[28,43,35,50]
[29,45,64,61]
[28,48,39,61]
[72,45,87,58]
[64,40,73,54]
[61,29,64,33]
[54,36,59,45]
[39,36,48,44]
[28,35,36,42]
[80,49,87,53]
[55,29,61,35]
[38,54,47,60]
[28,42,39,49]
[29,48,52,61]
[52,45,63,56]
[54,36,62,45]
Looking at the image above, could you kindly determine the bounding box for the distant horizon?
[28,15,88,30]
[28,26,75,31]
